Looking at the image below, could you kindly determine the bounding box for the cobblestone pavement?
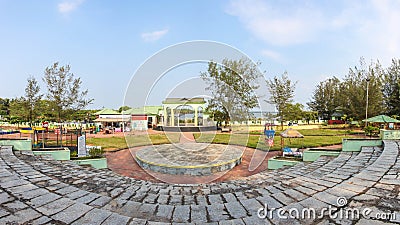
[0,140,399,224]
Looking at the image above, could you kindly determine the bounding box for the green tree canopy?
[43,62,93,122]
[266,72,297,128]
[201,58,263,125]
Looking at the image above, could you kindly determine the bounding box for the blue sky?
[1,0,400,110]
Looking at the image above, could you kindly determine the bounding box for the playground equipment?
[264,123,275,147]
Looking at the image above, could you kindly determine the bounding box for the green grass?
[86,133,180,151]
[194,131,346,151]
[248,128,357,136]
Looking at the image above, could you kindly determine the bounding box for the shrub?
[89,147,104,158]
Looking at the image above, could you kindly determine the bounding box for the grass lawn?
[86,133,180,151]
[248,128,361,136]
[194,129,347,151]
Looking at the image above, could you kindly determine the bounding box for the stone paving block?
[31,215,52,225]
[169,194,183,205]
[265,186,281,194]
[196,195,208,205]
[324,186,358,199]
[208,194,224,204]
[256,196,283,209]
[51,202,93,224]
[157,194,170,205]
[190,205,207,223]
[240,198,264,216]
[184,195,195,205]
[224,201,247,219]
[353,194,380,201]
[219,218,245,225]
[172,205,190,223]
[0,208,41,224]
[65,189,89,200]
[75,192,100,204]
[207,203,229,222]
[143,193,158,204]
[223,193,238,203]
[313,191,342,206]
[284,189,308,201]
[118,201,142,217]
[0,178,30,189]
[8,183,38,194]
[45,182,68,191]
[147,221,169,225]
[89,195,112,207]
[336,183,366,193]
[27,192,61,208]
[298,197,329,211]
[156,204,174,221]
[271,192,295,206]
[347,177,377,187]
[72,208,112,225]
[14,187,49,200]
[137,203,157,219]
[102,212,131,225]
[55,185,80,195]
[36,197,75,216]
[294,186,317,196]
[0,208,10,218]
[0,192,14,204]
[300,181,327,191]
[3,201,28,212]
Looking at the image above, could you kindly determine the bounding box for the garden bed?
[303,148,341,162]
[268,156,301,170]
[33,147,70,160]
[71,157,107,169]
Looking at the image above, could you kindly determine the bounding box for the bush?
[364,126,379,137]
[89,147,104,158]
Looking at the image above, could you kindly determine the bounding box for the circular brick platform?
[135,143,243,176]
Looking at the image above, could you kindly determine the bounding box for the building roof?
[122,106,162,115]
[162,97,206,104]
[94,108,120,115]
[363,115,400,123]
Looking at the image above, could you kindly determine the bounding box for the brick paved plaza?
[1,140,400,224]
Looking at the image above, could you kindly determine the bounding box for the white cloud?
[260,49,281,61]
[58,0,84,14]
[141,29,169,42]
[226,0,324,46]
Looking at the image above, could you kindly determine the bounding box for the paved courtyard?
[0,140,399,224]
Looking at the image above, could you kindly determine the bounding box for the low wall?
[33,148,70,160]
[342,139,382,152]
[268,157,300,170]
[72,158,107,169]
[0,139,32,151]
[380,129,400,140]
[303,149,341,162]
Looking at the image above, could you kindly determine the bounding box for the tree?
[24,76,42,126]
[284,103,304,123]
[9,97,29,123]
[382,58,400,116]
[307,77,341,120]
[43,62,93,122]
[0,98,10,120]
[118,106,131,113]
[201,58,263,126]
[266,72,297,129]
[340,58,383,120]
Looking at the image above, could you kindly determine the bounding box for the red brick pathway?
[106,145,280,184]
